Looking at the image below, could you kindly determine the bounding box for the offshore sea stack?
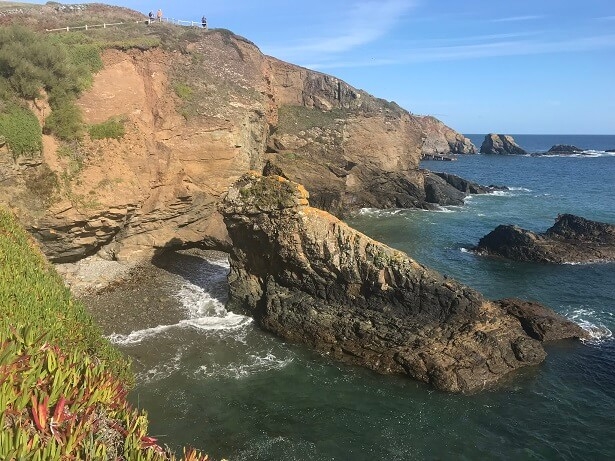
[475,214,615,263]
[480,134,528,155]
[220,173,585,393]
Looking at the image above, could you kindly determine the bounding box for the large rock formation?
[475,214,615,263]
[415,116,476,156]
[220,173,585,393]
[480,134,528,155]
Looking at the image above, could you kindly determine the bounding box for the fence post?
[66,27,69,31]
[103,23,106,28]
[85,25,88,30]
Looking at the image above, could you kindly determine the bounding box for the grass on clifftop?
[0,208,212,460]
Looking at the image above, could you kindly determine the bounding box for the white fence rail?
[45,21,135,32]
[45,18,207,32]
[164,18,207,27]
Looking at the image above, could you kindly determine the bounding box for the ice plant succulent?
[0,208,212,460]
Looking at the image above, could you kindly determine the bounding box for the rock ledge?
[475,214,615,263]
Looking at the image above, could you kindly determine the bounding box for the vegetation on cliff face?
[0,101,42,157]
[0,207,211,459]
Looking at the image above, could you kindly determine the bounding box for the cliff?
[1,5,481,262]
[219,173,585,392]
[416,115,476,156]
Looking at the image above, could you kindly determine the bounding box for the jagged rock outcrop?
[499,299,587,341]
[0,6,493,262]
[416,116,476,156]
[480,134,528,155]
[475,214,615,263]
[546,145,583,155]
[220,173,585,393]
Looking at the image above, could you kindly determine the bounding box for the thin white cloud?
[595,16,615,21]
[264,0,417,58]
[305,34,615,69]
[491,15,543,23]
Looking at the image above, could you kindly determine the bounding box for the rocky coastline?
[474,214,615,263]
[219,173,585,393]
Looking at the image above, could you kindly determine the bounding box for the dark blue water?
[466,134,615,154]
[110,136,615,460]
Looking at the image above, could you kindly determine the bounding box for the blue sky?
[21,0,615,134]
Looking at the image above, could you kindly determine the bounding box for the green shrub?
[0,26,104,142]
[89,117,125,140]
[0,102,42,157]
[44,101,84,141]
[173,82,193,100]
[25,163,59,204]
[66,44,104,88]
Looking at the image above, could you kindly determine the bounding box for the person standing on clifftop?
[148,11,154,23]
[201,16,207,28]
[156,9,163,22]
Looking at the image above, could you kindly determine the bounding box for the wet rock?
[498,298,587,341]
[475,214,615,263]
[547,144,583,155]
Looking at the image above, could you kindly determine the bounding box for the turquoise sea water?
[111,135,615,460]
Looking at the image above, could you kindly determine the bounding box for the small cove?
[81,136,615,460]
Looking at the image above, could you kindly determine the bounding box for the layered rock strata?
[0,24,494,262]
[480,134,528,155]
[220,173,584,393]
[415,116,476,156]
[475,214,615,263]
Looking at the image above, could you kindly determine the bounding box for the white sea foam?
[508,187,532,192]
[567,308,613,344]
[538,150,615,158]
[195,351,293,379]
[107,324,177,345]
[486,190,517,197]
[431,205,461,213]
[356,208,405,217]
[107,260,252,346]
[136,349,184,383]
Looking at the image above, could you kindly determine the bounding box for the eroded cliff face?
[219,173,584,392]
[1,28,478,262]
[416,115,476,156]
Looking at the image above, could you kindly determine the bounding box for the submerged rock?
[220,173,584,393]
[475,214,615,263]
[480,134,528,155]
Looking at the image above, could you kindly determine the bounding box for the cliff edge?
[1,6,480,262]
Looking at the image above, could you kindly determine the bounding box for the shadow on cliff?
[151,242,230,305]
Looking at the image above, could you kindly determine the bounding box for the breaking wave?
[566,307,613,344]
[195,352,294,380]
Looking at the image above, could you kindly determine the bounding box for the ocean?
[97,135,615,460]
